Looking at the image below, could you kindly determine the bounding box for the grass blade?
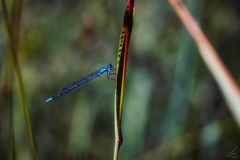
[161,0,201,141]
[114,0,134,159]
[169,0,240,126]
[1,0,39,159]
[0,53,15,160]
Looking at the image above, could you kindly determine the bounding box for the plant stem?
[169,0,240,126]
[1,0,39,159]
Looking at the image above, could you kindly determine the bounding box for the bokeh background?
[0,0,240,159]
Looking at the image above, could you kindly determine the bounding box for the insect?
[45,64,115,104]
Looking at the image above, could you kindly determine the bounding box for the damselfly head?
[108,64,113,69]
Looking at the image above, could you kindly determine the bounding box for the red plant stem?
[169,0,240,125]
[127,0,134,14]
[114,0,134,159]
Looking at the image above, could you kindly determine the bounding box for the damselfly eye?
[109,64,113,68]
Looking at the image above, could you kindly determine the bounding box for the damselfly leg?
[107,67,116,80]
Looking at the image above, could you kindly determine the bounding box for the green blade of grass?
[1,0,39,159]
[122,69,152,159]
[0,53,15,160]
[161,0,201,141]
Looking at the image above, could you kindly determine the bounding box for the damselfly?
[45,64,115,104]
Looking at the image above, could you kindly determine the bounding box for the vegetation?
[0,0,240,159]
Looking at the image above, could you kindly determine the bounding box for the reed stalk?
[1,0,39,159]
[169,0,240,126]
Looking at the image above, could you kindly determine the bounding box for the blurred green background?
[0,0,240,159]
